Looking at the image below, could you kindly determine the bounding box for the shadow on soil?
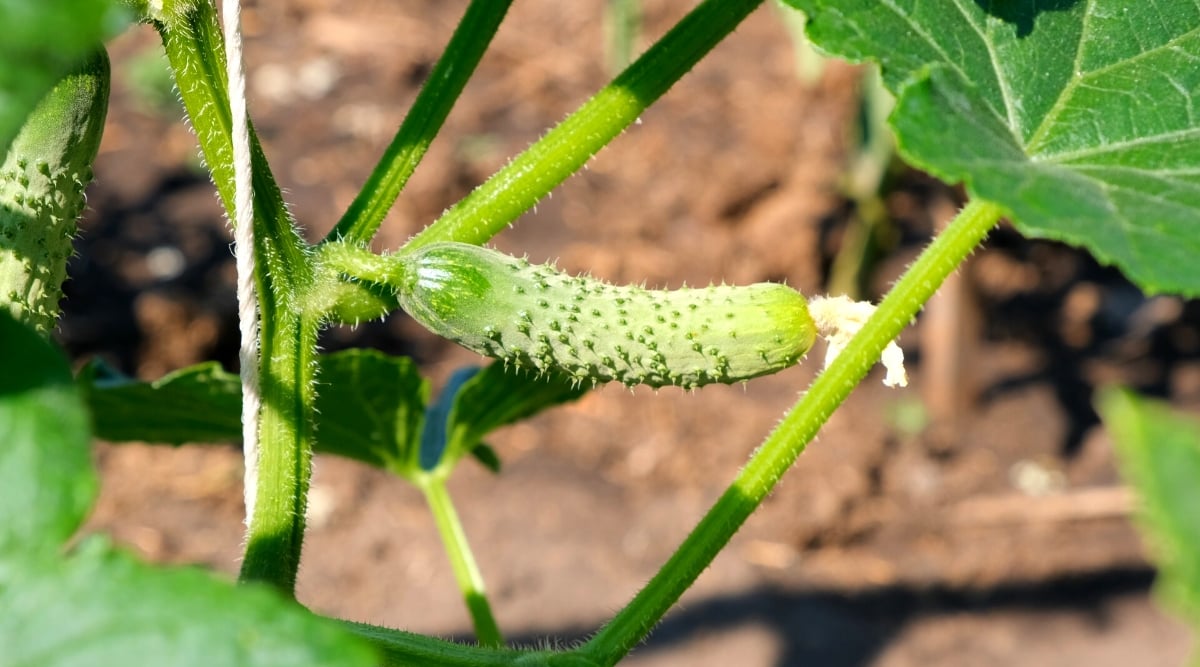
[486,567,1156,666]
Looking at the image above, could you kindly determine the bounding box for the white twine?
[221,0,261,524]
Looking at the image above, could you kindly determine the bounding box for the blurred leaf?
[2,312,377,664]
[313,349,429,472]
[420,366,481,471]
[85,360,242,444]
[419,364,589,474]
[1098,388,1200,628]
[329,356,589,475]
[470,443,502,474]
[605,0,641,74]
[0,311,94,555]
[438,364,590,473]
[83,352,587,479]
[772,0,825,84]
[0,0,129,153]
[124,47,180,115]
[83,352,429,472]
[786,0,1200,296]
[1,538,378,666]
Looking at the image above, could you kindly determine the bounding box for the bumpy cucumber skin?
[0,50,109,336]
[399,243,816,389]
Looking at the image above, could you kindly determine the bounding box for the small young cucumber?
[0,49,109,336]
[398,243,816,389]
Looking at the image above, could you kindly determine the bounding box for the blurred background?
[67,0,1198,664]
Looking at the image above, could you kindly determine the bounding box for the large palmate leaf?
[787,0,1200,295]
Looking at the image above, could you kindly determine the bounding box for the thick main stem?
[238,313,320,591]
[159,0,316,594]
[581,199,1003,665]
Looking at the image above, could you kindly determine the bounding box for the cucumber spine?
[0,50,110,335]
[398,242,816,389]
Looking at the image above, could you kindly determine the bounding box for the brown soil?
[67,1,1196,665]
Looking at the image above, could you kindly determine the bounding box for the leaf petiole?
[417,474,505,648]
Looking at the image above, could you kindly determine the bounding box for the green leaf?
[1097,388,1200,628]
[314,349,429,472]
[1,538,378,666]
[83,352,586,478]
[85,360,243,444]
[0,316,375,664]
[0,0,128,153]
[82,352,429,471]
[438,364,589,474]
[470,443,502,474]
[0,310,94,555]
[786,0,1200,295]
[420,366,481,471]
[0,298,373,667]
[84,352,430,472]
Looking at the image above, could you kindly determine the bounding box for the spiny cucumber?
[397,242,816,389]
[0,49,109,336]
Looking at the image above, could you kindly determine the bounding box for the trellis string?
[220,0,261,524]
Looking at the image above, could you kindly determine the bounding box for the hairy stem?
[404,0,764,252]
[158,0,316,593]
[580,199,1004,665]
[419,475,504,648]
[341,621,532,667]
[238,313,320,591]
[158,1,310,292]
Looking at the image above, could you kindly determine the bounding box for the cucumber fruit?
[398,242,816,389]
[0,49,109,336]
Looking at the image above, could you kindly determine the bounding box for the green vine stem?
[340,622,533,667]
[403,0,764,253]
[418,475,505,648]
[579,199,1004,665]
[157,0,318,593]
[324,0,515,247]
